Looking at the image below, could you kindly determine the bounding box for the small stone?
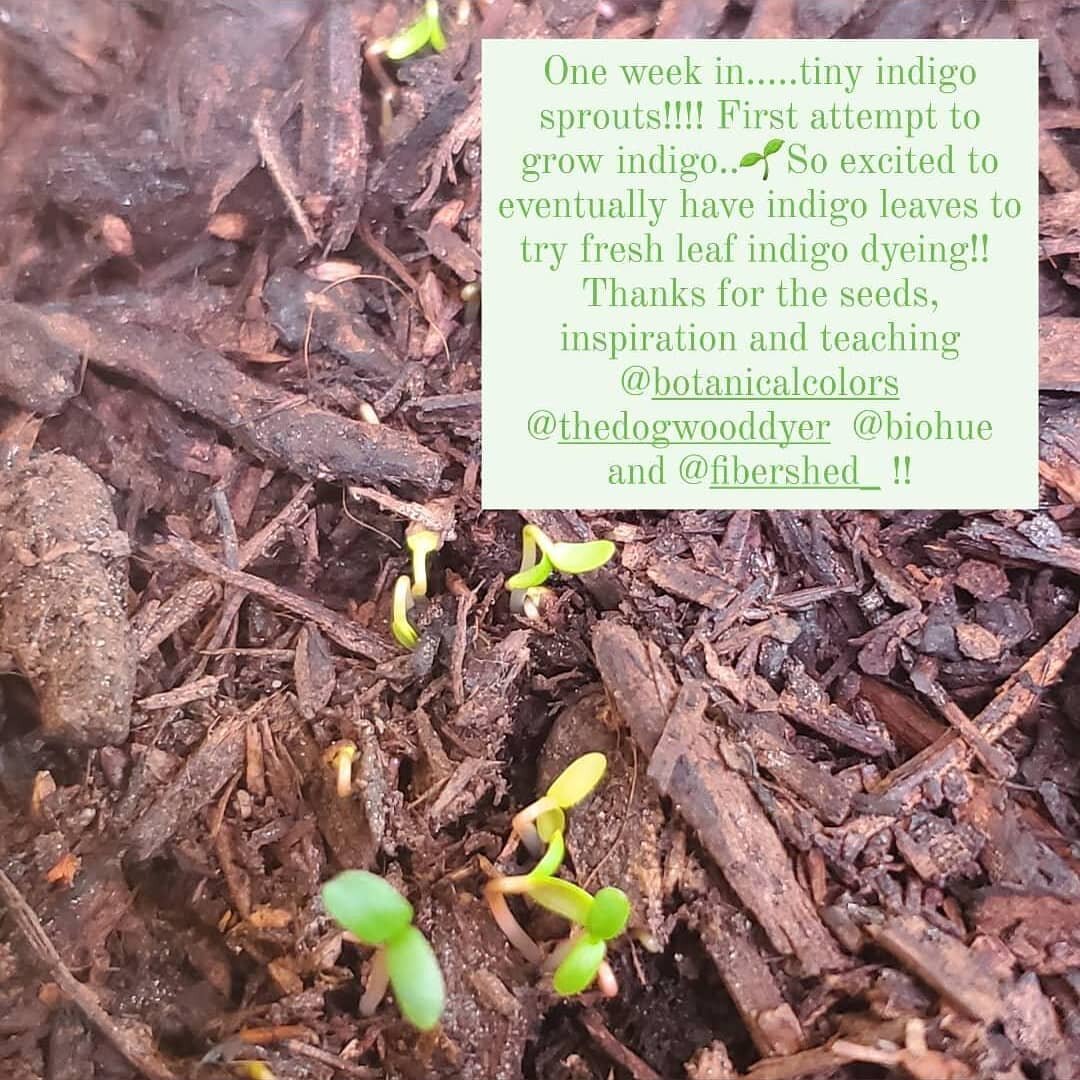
[956,622,1003,661]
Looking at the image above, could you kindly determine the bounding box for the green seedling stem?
[322,870,445,1031]
[507,525,615,614]
[391,574,419,649]
[406,527,440,599]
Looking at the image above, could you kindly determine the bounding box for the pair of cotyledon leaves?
[322,871,445,1031]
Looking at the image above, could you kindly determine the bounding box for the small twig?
[580,1008,663,1080]
[252,97,318,249]
[283,1039,381,1077]
[0,868,179,1080]
[154,535,394,662]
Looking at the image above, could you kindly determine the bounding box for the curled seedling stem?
[391,574,419,650]
[325,741,357,798]
[507,525,615,614]
[322,870,445,1031]
[511,752,606,855]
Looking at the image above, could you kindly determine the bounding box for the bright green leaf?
[527,878,594,925]
[384,17,431,61]
[545,752,607,809]
[385,925,445,1031]
[586,887,630,941]
[426,0,446,50]
[763,138,784,157]
[553,934,606,995]
[531,829,566,879]
[506,553,554,592]
[322,871,414,946]
[739,152,762,167]
[547,540,615,576]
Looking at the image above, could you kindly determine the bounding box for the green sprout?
[391,575,419,649]
[322,870,445,1031]
[530,881,630,997]
[382,0,446,61]
[740,137,784,181]
[484,753,627,990]
[406,527,441,600]
[507,524,615,614]
[390,527,442,649]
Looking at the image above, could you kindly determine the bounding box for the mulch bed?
[0,1,1079,1078]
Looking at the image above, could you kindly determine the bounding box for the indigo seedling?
[382,0,446,61]
[507,525,615,613]
[485,754,610,965]
[325,741,357,798]
[322,870,445,1031]
[535,883,630,997]
[391,575,419,649]
[406,527,441,599]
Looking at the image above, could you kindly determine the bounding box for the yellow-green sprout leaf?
[546,752,607,809]
[391,575,419,649]
[546,540,615,576]
[740,152,762,167]
[585,887,630,941]
[530,828,565,879]
[322,870,414,946]
[384,11,433,61]
[553,934,607,995]
[385,924,445,1030]
[506,554,553,592]
[527,878,593,926]
[536,805,565,844]
[763,137,784,157]
[426,0,446,50]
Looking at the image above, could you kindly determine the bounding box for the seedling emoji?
[506,524,615,614]
[740,137,784,181]
[322,870,445,1031]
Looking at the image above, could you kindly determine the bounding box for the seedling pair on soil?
[485,753,631,997]
[393,523,615,648]
[391,526,441,649]
[322,870,445,1031]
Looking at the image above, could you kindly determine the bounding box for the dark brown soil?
[1,2,1079,1079]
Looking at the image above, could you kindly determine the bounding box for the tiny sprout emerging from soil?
[531,881,630,997]
[392,528,443,648]
[391,575,419,649]
[322,870,445,1031]
[325,741,357,798]
[514,751,607,857]
[507,525,615,614]
[406,527,441,599]
[379,0,447,61]
[231,1063,276,1080]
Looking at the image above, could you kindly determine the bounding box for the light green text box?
[481,39,1037,509]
